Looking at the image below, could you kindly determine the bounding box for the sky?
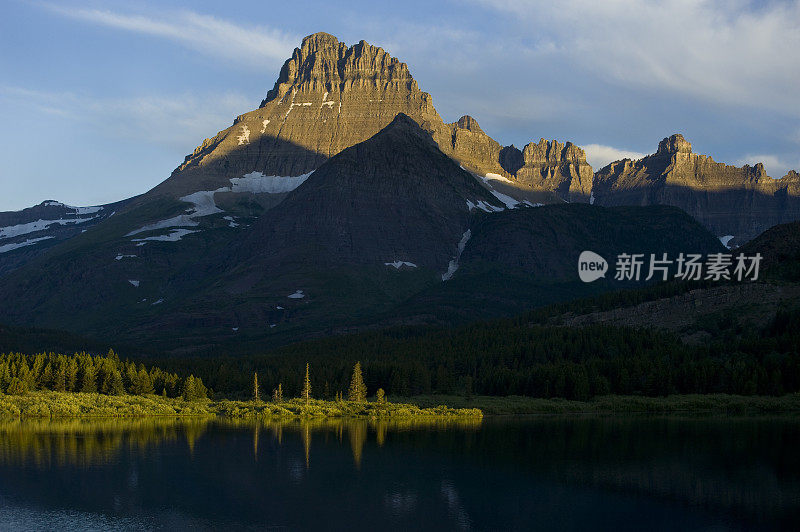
[1,0,799,211]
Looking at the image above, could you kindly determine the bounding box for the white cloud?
[42,4,298,68]
[0,85,251,149]
[582,144,647,170]
[736,153,800,179]
[473,0,800,116]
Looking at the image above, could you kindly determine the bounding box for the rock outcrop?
[144,33,588,206]
[592,134,800,245]
[147,32,447,201]
[437,116,593,203]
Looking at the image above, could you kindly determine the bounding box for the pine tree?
[6,377,27,395]
[52,359,67,392]
[301,363,311,405]
[80,361,97,393]
[348,361,367,403]
[376,388,385,404]
[252,372,260,402]
[181,375,208,401]
[66,359,78,392]
[109,370,125,395]
[137,367,154,395]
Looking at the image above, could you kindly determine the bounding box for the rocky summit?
[140,32,591,214]
[592,134,800,246]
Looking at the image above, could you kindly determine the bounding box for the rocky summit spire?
[261,32,418,106]
[656,134,692,155]
[149,33,447,202]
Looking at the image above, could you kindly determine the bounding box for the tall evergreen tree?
[66,358,78,392]
[272,382,283,402]
[80,360,96,393]
[253,372,260,402]
[301,363,311,405]
[348,361,367,403]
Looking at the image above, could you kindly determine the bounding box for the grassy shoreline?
[3,391,800,419]
[396,393,800,415]
[0,391,482,419]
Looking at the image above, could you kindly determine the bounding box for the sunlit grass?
[0,391,482,419]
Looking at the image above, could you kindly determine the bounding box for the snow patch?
[180,190,224,217]
[477,174,520,209]
[230,171,312,194]
[488,190,519,209]
[126,215,198,236]
[132,229,198,243]
[0,236,54,254]
[115,254,136,260]
[719,235,735,249]
[260,119,270,133]
[0,216,99,240]
[385,261,418,269]
[232,327,239,332]
[236,124,250,145]
[589,191,595,205]
[287,290,305,299]
[321,91,335,109]
[470,200,504,213]
[127,171,310,241]
[442,230,471,281]
[73,206,103,215]
[483,172,513,184]
[151,298,164,305]
[128,280,139,287]
[276,306,284,310]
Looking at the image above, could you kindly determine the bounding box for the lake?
[0,415,798,530]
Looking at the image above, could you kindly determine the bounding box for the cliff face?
[593,134,800,245]
[437,116,593,203]
[144,33,588,206]
[515,139,593,202]
[149,32,447,200]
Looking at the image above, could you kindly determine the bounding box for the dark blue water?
[0,415,798,530]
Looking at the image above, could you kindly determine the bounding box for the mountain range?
[0,32,797,354]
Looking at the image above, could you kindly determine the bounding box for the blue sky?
[1,0,799,210]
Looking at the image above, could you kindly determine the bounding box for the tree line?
[151,306,800,401]
[0,350,208,401]
[2,306,798,402]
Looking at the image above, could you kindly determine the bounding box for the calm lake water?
[0,415,798,531]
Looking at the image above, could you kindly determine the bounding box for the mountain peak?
[657,134,693,155]
[300,31,341,52]
[261,32,417,106]
[373,113,435,144]
[455,115,485,135]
